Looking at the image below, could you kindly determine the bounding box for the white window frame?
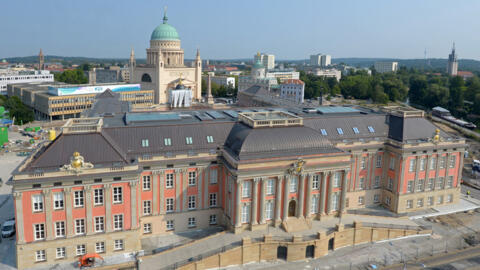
[75,219,85,235]
[143,200,152,215]
[388,178,393,190]
[242,181,251,198]
[210,169,218,184]
[417,179,424,192]
[389,156,395,170]
[166,220,174,230]
[164,138,172,146]
[95,216,104,232]
[241,204,250,223]
[35,250,46,262]
[141,139,149,147]
[361,157,366,169]
[449,155,456,168]
[373,194,380,203]
[427,178,434,191]
[34,223,45,240]
[446,194,453,203]
[56,247,66,259]
[358,196,365,206]
[428,196,434,206]
[144,223,152,234]
[311,196,319,213]
[358,177,365,190]
[417,198,424,208]
[113,214,123,231]
[94,188,104,205]
[185,137,193,145]
[53,192,64,210]
[166,173,174,188]
[188,196,196,210]
[332,193,340,210]
[312,175,320,189]
[55,221,65,238]
[407,181,414,193]
[143,175,151,190]
[32,194,44,212]
[209,193,217,207]
[74,190,84,207]
[188,217,196,227]
[376,155,382,168]
[333,172,341,188]
[409,159,416,172]
[114,239,124,250]
[430,157,437,170]
[374,176,381,188]
[206,135,214,143]
[166,198,174,212]
[406,200,413,209]
[265,200,274,219]
[113,187,123,204]
[76,244,86,256]
[209,214,217,225]
[290,178,297,193]
[420,158,426,171]
[188,171,197,186]
[446,176,453,188]
[95,242,105,253]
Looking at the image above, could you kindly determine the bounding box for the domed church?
[130,8,202,105]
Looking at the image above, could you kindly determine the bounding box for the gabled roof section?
[387,115,452,142]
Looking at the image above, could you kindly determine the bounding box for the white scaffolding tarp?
[169,89,192,107]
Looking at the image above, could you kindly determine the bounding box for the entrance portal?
[306,245,315,258]
[277,246,287,260]
[328,238,334,250]
[288,200,296,217]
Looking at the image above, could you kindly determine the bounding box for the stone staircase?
[281,217,312,232]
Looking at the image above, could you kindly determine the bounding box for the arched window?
[141,73,152,83]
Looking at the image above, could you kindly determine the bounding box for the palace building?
[12,105,465,269]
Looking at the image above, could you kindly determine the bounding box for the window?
[361,157,366,169]
[376,155,382,168]
[166,173,174,188]
[417,198,424,208]
[367,126,375,133]
[389,157,396,170]
[352,127,359,134]
[75,219,85,235]
[188,217,196,228]
[114,239,124,250]
[446,176,453,188]
[333,172,341,188]
[290,177,297,192]
[56,247,66,259]
[209,193,217,207]
[95,216,104,232]
[420,158,426,171]
[358,196,365,206]
[94,189,104,205]
[312,175,320,189]
[427,196,434,206]
[407,181,414,193]
[143,175,151,190]
[143,200,152,215]
[74,190,84,207]
[320,129,327,135]
[36,250,46,262]
[385,196,391,206]
[266,201,274,219]
[311,196,319,213]
[164,138,172,146]
[185,137,193,145]
[440,157,446,168]
[210,169,218,184]
[144,223,152,234]
[430,157,437,170]
[209,214,217,225]
[96,242,105,253]
[427,178,434,191]
[337,128,344,135]
[242,181,251,197]
[388,178,393,191]
[32,194,43,212]
[358,177,365,190]
[53,193,64,209]
[406,200,413,209]
[34,224,45,240]
[266,179,275,195]
[449,156,456,168]
[55,221,65,237]
[206,136,214,143]
[188,171,197,186]
[76,244,86,256]
[373,194,380,203]
[416,179,424,192]
[188,196,196,210]
[409,159,416,172]
[374,176,380,188]
[446,194,453,203]
[166,220,174,230]
[141,139,149,147]
[241,204,250,223]
[114,215,123,231]
[436,177,444,189]
[437,195,443,204]
[113,187,122,203]
[166,198,174,212]
[332,193,340,210]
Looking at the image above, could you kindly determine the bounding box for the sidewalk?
[409,195,480,220]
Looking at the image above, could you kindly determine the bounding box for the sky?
[1,0,480,60]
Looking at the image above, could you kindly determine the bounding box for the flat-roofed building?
[0,69,54,95]
[374,61,399,73]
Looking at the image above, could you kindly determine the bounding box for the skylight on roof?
[337,128,344,135]
[141,139,149,147]
[368,126,375,133]
[186,137,193,145]
[353,127,359,134]
[320,129,327,136]
[164,138,172,146]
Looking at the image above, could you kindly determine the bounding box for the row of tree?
[0,96,34,124]
[54,68,88,84]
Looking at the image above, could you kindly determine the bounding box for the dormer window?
[141,139,149,147]
[368,126,375,133]
[352,127,359,134]
[320,129,327,136]
[186,137,193,145]
[337,128,344,135]
[206,136,214,143]
[164,138,172,146]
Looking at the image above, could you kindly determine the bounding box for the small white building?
[312,68,342,81]
[374,62,398,73]
[0,70,54,95]
[254,53,275,70]
[202,75,235,88]
[280,79,305,104]
[310,54,331,67]
[266,70,300,83]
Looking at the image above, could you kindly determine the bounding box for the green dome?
[252,59,264,69]
[150,15,180,41]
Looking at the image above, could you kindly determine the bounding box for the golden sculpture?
[61,151,94,174]
[287,158,306,175]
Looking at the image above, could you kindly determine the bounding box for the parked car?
[1,219,15,238]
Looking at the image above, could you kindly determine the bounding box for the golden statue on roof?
[61,151,94,174]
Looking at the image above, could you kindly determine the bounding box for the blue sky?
[1,0,479,60]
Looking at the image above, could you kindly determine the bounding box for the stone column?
[275,176,283,223]
[320,172,327,215]
[355,155,361,190]
[457,152,464,187]
[175,169,181,212]
[198,168,204,209]
[259,178,267,224]
[433,153,441,190]
[424,155,431,191]
[84,186,93,235]
[152,173,159,214]
[105,184,112,232]
[183,169,189,211]
[159,172,165,214]
[14,192,24,243]
[43,189,53,240]
[204,167,210,208]
[297,174,305,218]
[340,170,349,213]
[326,171,333,214]
[235,180,242,227]
[251,178,260,225]
[64,187,74,236]
[305,174,313,218]
[129,181,138,229]
[283,175,290,220]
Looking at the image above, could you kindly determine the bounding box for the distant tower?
[252,52,266,79]
[207,73,214,105]
[194,48,202,100]
[38,49,44,70]
[447,43,458,76]
[129,48,136,83]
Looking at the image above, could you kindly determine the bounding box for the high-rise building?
[38,49,44,70]
[374,62,398,73]
[447,43,458,76]
[253,53,275,70]
[129,48,136,83]
[309,54,331,67]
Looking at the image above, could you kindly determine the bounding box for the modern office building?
[12,105,464,269]
[280,79,305,104]
[447,43,458,76]
[310,54,331,67]
[85,67,131,84]
[312,69,342,81]
[266,69,300,83]
[254,53,275,70]
[0,70,54,95]
[374,62,399,73]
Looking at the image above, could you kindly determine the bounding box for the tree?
[449,76,465,111]
[55,69,88,84]
[3,96,34,124]
[408,76,428,106]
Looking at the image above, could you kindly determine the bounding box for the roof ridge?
[99,130,129,162]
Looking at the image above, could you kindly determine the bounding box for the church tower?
[447,43,458,76]
[129,48,136,83]
[38,49,44,70]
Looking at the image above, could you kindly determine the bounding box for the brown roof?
[282,79,305,85]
